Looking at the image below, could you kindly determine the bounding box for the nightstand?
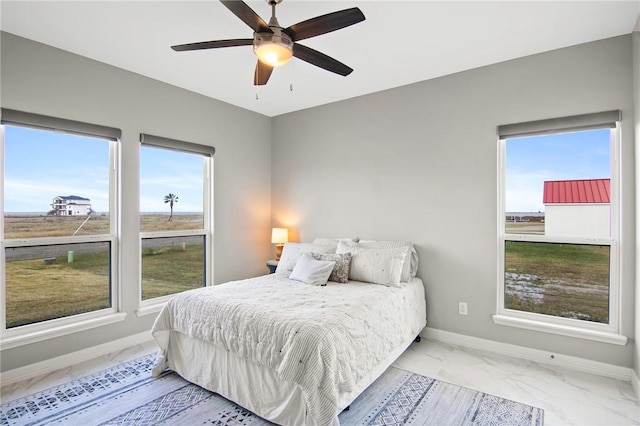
[266,260,279,274]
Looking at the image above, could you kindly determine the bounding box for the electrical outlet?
[459,302,468,315]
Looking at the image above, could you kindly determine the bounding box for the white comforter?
[151,273,426,425]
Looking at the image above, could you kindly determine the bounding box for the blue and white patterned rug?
[1,353,544,425]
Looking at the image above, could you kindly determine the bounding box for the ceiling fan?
[171,0,365,86]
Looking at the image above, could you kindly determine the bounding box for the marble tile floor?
[393,340,639,426]
[1,338,638,425]
[0,340,159,403]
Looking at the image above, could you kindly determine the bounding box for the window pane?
[140,146,204,232]
[504,241,610,323]
[141,235,204,300]
[505,129,610,237]
[3,126,110,238]
[5,241,111,328]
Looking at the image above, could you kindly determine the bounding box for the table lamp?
[271,227,288,261]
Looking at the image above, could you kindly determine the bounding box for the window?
[1,109,121,345]
[139,134,213,305]
[495,110,626,344]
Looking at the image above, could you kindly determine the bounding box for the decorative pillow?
[289,253,335,286]
[275,242,336,273]
[337,240,418,281]
[338,246,409,287]
[311,252,352,283]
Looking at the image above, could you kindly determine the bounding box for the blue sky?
[140,145,203,213]
[3,126,203,213]
[2,125,611,214]
[505,128,610,212]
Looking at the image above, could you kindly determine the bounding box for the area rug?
[1,353,544,426]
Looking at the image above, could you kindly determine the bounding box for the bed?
[151,239,427,426]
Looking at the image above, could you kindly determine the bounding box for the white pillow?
[275,242,336,273]
[312,237,360,249]
[289,253,335,286]
[339,245,409,287]
[337,240,418,281]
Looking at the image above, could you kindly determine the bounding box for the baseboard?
[632,368,640,402]
[2,326,635,396]
[0,331,154,386]
[422,327,633,382]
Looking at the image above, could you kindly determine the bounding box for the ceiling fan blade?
[284,7,365,42]
[254,61,274,86]
[171,39,253,51]
[293,43,353,76]
[220,0,271,33]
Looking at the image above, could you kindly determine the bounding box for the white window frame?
[0,110,123,349]
[493,111,627,345]
[137,134,214,315]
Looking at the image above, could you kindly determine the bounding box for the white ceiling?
[2,1,639,117]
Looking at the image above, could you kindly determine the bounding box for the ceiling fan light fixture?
[253,32,293,67]
[172,0,365,85]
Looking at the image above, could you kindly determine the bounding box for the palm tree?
[164,193,179,221]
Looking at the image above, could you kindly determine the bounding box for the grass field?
[503,216,609,323]
[3,213,203,238]
[4,214,205,328]
[5,250,111,328]
[4,214,609,327]
[141,243,204,300]
[504,241,609,323]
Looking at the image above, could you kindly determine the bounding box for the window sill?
[136,301,167,317]
[1,312,127,350]
[492,314,628,346]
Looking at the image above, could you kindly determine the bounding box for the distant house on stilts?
[50,195,92,216]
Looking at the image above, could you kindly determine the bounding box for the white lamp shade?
[254,43,293,67]
[271,228,288,244]
[253,32,293,67]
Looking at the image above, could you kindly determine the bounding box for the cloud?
[140,173,204,212]
[140,174,201,189]
[505,169,551,212]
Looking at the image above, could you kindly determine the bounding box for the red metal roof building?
[543,178,610,204]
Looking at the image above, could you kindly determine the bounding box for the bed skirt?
[157,329,422,426]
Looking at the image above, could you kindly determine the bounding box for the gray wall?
[633,20,640,377]
[1,31,637,372]
[0,32,272,371]
[272,35,636,367]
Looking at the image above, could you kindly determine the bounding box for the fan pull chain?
[289,60,294,92]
